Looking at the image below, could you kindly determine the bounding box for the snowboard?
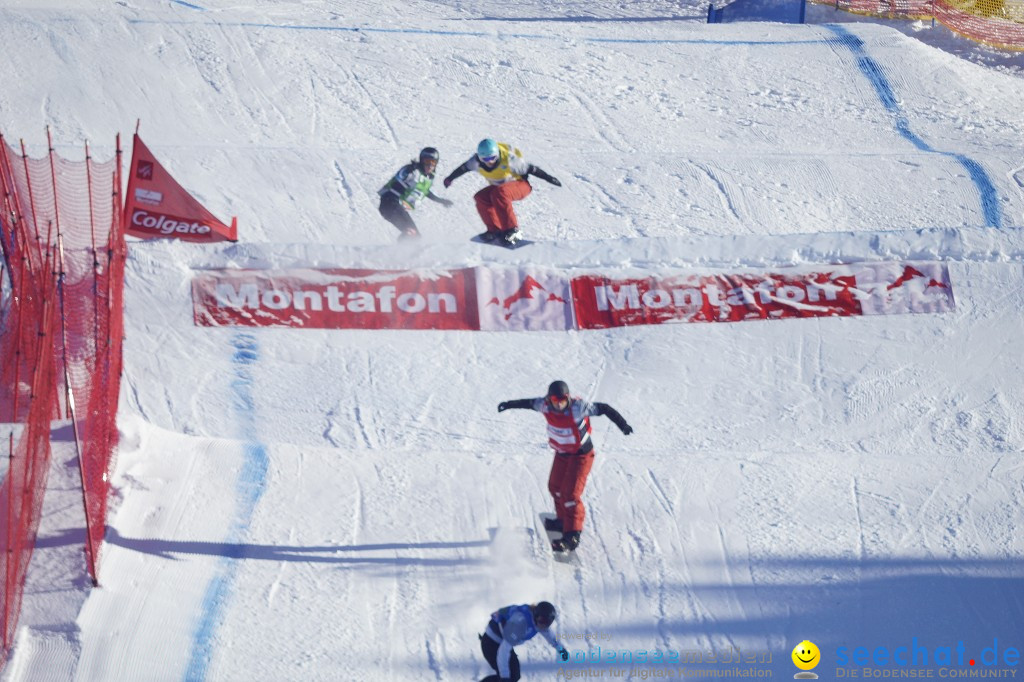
[539,512,578,563]
[470,233,533,249]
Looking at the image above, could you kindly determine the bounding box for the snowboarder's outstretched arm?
[525,164,561,187]
[538,628,570,660]
[426,190,453,207]
[497,398,535,412]
[594,402,633,435]
[442,161,473,188]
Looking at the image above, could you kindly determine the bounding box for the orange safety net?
[812,0,1024,49]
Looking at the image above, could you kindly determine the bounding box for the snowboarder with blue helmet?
[479,601,568,681]
[378,146,454,240]
[443,138,561,246]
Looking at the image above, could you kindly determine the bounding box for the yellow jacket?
[471,143,531,185]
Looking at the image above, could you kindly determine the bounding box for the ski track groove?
[852,476,866,560]
[715,526,741,653]
[425,636,443,681]
[333,160,356,207]
[690,160,746,230]
[626,465,674,650]
[230,24,294,137]
[344,58,400,150]
[307,75,320,138]
[646,470,674,516]
[353,405,373,449]
[642,511,673,651]
[566,88,631,154]
[642,463,685,650]
[352,472,364,546]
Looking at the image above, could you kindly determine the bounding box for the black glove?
[443,176,453,188]
[527,166,561,187]
[620,423,633,435]
[558,646,569,661]
[498,402,509,412]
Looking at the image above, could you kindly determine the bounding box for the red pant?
[547,451,595,534]
[474,180,532,232]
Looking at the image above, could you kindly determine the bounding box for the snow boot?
[543,517,563,533]
[500,228,522,246]
[552,531,581,553]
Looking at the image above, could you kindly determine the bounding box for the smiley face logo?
[792,640,820,675]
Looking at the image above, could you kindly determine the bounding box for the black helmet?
[547,380,570,399]
[419,147,440,163]
[533,601,557,628]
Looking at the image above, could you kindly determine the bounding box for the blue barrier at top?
[708,0,806,23]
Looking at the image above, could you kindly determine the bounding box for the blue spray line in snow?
[184,333,269,681]
[824,24,1002,228]
[169,0,206,10]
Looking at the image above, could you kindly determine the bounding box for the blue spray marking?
[185,333,268,681]
[825,24,1002,228]
[170,0,206,10]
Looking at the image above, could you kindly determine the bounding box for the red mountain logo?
[487,275,566,320]
[886,265,949,292]
[886,265,926,291]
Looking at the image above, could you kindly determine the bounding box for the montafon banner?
[192,262,953,331]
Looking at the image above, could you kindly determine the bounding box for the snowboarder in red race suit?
[442,138,560,246]
[498,381,633,552]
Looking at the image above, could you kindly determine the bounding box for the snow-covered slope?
[2,1,1023,680]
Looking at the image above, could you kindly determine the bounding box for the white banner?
[852,262,955,315]
[475,268,575,331]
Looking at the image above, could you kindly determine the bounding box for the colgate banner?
[572,262,954,329]
[192,268,479,330]
[124,134,238,243]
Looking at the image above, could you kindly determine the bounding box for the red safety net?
[0,131,125,663]
[0,271,58,658]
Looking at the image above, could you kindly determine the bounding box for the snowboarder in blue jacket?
[479,601,568,681]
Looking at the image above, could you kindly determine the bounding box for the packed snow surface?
[1,0,1023,680]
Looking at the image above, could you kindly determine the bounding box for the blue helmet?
[476,138,499,162]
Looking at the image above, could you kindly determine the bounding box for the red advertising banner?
[572,262,954,329]
[192,268,479,330]
[191,262,953,333]
[124,134,238,243]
